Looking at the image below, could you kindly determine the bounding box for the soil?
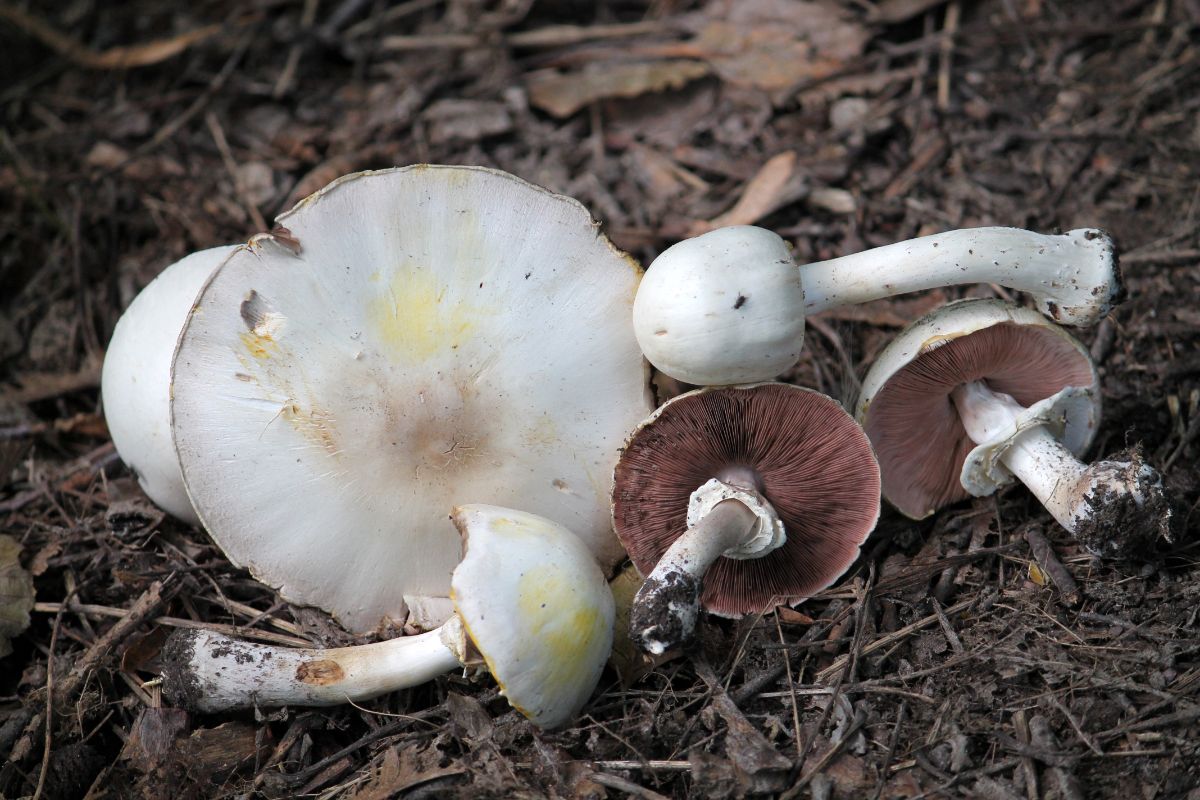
[3,1,1200,798]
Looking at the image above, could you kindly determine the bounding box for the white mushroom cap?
[171,166,650,632]
[100,245,238,524]
[632,226,804,386]
[450,504,614,729]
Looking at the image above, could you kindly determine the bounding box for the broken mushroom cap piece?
[634,225,1120,385]
[613,383,881,655]
[857,298,1171,558]
[100,245,238,524]
[161,504,615,730]
[170,165,650,632]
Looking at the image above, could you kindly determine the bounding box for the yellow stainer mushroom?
[160,505,615,730]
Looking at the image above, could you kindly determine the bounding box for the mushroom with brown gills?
[856,298,1172,559]
[614,383,881,655]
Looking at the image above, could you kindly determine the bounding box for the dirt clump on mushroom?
[1072,447,1175,559]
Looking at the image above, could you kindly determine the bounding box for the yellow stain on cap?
[369,266,495,361]
[514,563,605,694]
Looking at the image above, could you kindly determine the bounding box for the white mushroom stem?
[631,478,784,655]
[951,381,1171,557]
[801,227,1119,326]
[162,617,465,713]
[951,382,1088,531]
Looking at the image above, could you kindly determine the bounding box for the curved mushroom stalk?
[952,381,1172,558]
[631,480,784,655]
[634,225,1120,386]
[162,620,465,712]
[160,505,615,730]
[801,227,1120,326]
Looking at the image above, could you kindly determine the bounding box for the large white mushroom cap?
[101,245,238,524]
[450,504,614,729]
[171,165,650,632]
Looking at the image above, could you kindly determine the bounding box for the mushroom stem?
[161,619,464,713]
[952,381,1087,530]
[630,478,783,655]
[951,381,1171,556]
[801,227,1119,326]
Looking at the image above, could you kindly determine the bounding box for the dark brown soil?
[3,1,1200,798]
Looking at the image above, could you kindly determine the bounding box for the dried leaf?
[177,722,268,783]
[423,99,513,145]
[121,708,190,773]
[350,744,465,799]
[0,6,222,70]
[1028,563,1049,586]
[0,535,34,658]
[28,540,60,577]
[690,150,799,234]
[447,692,494,744]
[810,290,949,329]
[776,606,815,625]
[690,0,870,92]
[526,60,711,118]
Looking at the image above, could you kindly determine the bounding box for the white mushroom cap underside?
[450,504,614,730]
[856,297,1100,455]
[171,166,648,632]
[101,245,239,525]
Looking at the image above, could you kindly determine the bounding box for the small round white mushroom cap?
[450,504,614,729]
[633,226,804,386]
[171,166,650,632]
[101,245,238,524]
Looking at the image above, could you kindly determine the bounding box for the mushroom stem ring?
[613,384,880,656]
[857,299,1171,560]
[631,479,784,655]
